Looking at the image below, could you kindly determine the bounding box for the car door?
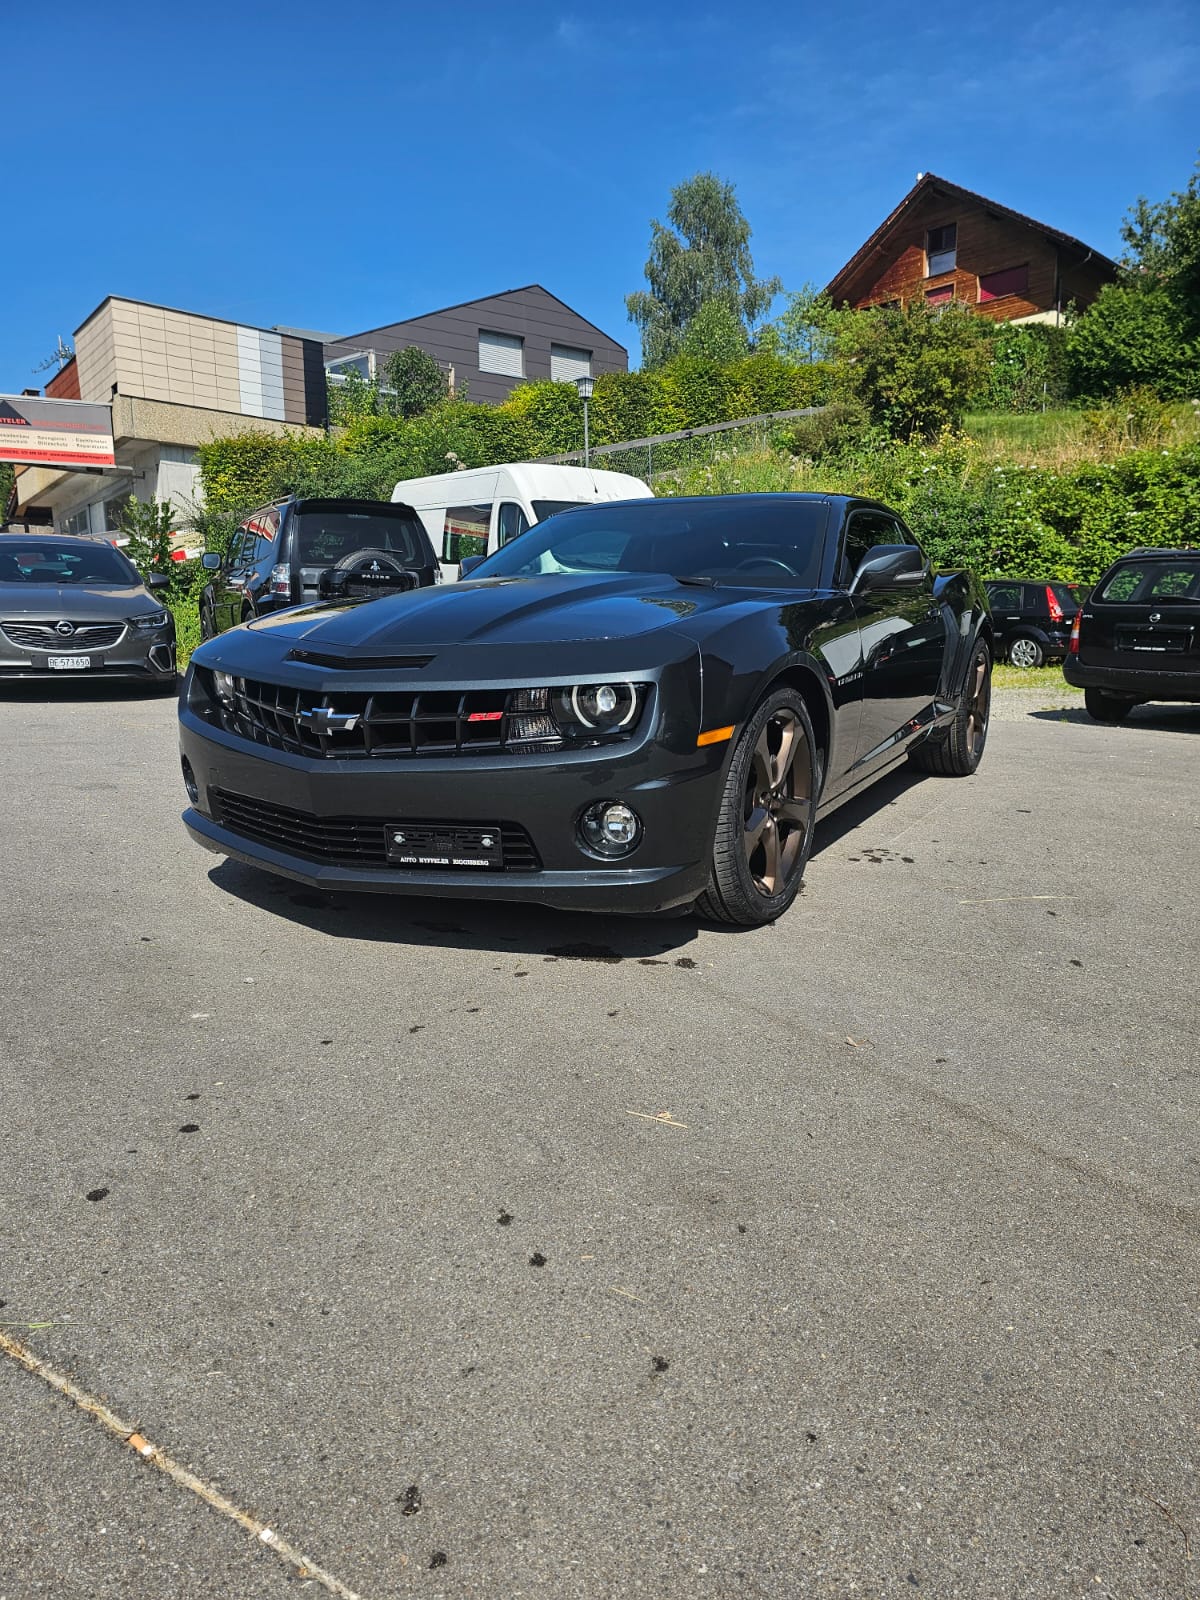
[845,510,946,771]
[986,582,1023,656]
[213,527,251,633]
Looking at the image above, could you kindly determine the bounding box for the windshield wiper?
[672,574,720,588]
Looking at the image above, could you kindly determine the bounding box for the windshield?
[1096,558,1200,603]
[532,499,589,522]
[471,497,831,587]
[294,508,428,566]
[0,541,141,586]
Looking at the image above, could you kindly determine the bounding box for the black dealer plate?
[385,823,503,869]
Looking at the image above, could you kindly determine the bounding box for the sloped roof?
[337,284,626,354]
[825,174,1117,303]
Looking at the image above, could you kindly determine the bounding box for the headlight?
[131,610,170,630]
[508,683,648,748]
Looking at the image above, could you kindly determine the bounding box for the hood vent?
[286,648,434,670]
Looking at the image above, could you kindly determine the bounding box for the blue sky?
[5,0,1198,387]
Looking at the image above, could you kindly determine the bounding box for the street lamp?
[575,373,595,467]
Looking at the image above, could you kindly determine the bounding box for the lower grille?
[2,620,126,652]
[211,790,541,872]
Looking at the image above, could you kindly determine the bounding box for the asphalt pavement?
[0,681,1197,1599]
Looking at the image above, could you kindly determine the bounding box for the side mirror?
[851,544,927,593]
[458,555,487,579]
[201,551,222,570]
[147,571,172,589]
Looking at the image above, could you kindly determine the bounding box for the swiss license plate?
[47,655,92,670]
[385,823,503,869]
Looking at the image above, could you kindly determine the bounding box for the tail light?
[1068,613,1081,655]
[269,564,292,599]
[1045,585,1064,623]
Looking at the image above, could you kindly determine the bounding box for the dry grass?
[962,402,1200,470]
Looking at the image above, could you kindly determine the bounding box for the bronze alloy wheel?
[699,686,819,926]
[910,637,992,777]
[742,707,813,897]
[964,643,991,762]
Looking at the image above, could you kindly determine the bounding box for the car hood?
[244,573,770,652]
[0,583,156,619]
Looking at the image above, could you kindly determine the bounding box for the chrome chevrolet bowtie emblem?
[55,619,75,636]
[296,706,360,734]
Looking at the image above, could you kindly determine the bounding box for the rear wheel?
[910,638,991,776]
[1084,688,1134,723]
[697,688,818,927]
[1008,634,1044,669]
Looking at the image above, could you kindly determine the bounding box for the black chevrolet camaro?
[179,494,992,925]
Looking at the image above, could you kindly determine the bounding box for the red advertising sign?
[0,395,115,468]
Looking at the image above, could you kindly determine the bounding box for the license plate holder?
[47,655,95,670]
[385,823,503,869]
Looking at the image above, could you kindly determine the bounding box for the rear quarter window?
[1097,559,1200,602]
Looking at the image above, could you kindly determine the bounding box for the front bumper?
[178,707,725,914]
[0,627,175,682]
[1063,658,1200,701]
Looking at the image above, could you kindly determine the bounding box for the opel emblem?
[55,619,75,637]
[1149,612,1162,622]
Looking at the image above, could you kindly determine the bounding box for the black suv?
[199,498,439,639]
[1064,547,1200,721]
[983,580,1080,667]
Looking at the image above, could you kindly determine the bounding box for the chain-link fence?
[535,406,822,484]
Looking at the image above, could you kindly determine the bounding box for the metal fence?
[534,406,822,483]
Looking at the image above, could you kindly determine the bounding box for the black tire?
[697,687,818,927]
[910,637,991,776]
[1084,688,1134,723]
[199,601,215,640]
[1007,634,1044,669]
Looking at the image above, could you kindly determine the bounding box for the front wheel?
[1084,688,1134,723]
[697,688,818,927]
[910,638,991,776]
[1008,634,1044,669]
[199,601,216,640]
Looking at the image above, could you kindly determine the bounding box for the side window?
[497,502,530,546]
[988,583,1021,612]
[443,503,491,564]
[258,506,280,562]
[228,529,251,567]
[840,511,892,586]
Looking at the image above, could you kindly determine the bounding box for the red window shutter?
[979,264,1030,302]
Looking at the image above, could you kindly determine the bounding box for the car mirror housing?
[458,555,487,579]
[147,571,172,589]
[852,544,927,593]
[200,552,222,570]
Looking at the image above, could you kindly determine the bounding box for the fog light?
[579,800,642,858]
[181,756,199,805]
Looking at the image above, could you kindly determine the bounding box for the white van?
[390,462,653,581]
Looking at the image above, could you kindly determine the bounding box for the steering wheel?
[732,557,798,576]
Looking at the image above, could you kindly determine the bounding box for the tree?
[1066,282,1198,400]
[1119,155,1200,339]
[771,283,839,365]
[833,301,992,441]
[679,299,750,363]
[118,496,179,584]
[626,173,781,367]
[382,346,448,418]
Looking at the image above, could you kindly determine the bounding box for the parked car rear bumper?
[1063,659,1200,700]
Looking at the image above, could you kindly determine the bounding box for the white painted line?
[0,1329,365,1599]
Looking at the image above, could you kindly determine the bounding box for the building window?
[101,492,132,533]
[979,264,1030,302]
[925,284,954,306]
[550,344,592,384]
[926,224,957,277]
[61,505,91,537]
[478,330,524,378]
[325,352,375,384]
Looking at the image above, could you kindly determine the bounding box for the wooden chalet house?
[825,174,1116,325]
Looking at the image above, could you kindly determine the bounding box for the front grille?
[211,790,541,872]
[218,676,548,759]
[1,620,127,652]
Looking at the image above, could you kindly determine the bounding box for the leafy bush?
[978,322,1071,413]
[832,301,993,441]
[1066,283,1200,401]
